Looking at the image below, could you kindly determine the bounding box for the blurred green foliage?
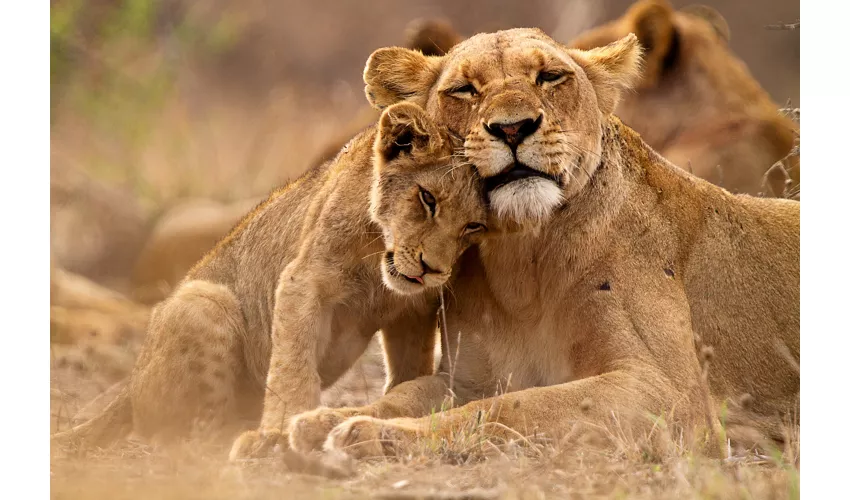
[50,0,246,200]
[50,0,245,124]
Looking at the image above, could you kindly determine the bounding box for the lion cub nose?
[419,254,442,275]
[484,116,542,147]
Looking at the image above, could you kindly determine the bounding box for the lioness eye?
[464,222,487,234]
[450,84,478,97]
[419,187,437,216]
[536,71,564,85]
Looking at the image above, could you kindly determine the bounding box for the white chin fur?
[489,177,563,225]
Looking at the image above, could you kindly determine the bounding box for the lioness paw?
[228,428,286,461]
[288,407,363,453]
[324,416,397,459]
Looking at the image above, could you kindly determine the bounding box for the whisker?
[443,279,458,304]
[361,249,386,261]
[359,234,384,251]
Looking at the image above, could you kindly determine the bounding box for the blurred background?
[49,0,799,298]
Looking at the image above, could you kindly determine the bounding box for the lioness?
[285,29,799,459]
[51,102,488,454]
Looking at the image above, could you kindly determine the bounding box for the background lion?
[568,0,800,198]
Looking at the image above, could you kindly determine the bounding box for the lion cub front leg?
[288,306,439,453]
[229,262,334,460]
[381,305,439,392]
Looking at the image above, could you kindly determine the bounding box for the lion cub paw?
[324,416,398,459]
[288,407,364,453]
[228,428,287,461]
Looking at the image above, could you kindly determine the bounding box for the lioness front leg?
[289,372,455,453]
[230,263,333,460]
[288,309,440,453]
[325,367,714,459]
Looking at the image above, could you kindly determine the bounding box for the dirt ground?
[50,337,799,500]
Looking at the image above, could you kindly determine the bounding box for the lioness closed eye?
[50,102,488,460]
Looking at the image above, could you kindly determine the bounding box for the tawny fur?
[51,103,488,459]
[287,28,799,460]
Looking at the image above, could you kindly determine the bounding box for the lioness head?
[371,102,487,295]
[364,28,642,227]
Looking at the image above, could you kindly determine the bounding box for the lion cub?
[51,102,488,458]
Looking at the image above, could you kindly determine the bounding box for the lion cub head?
[370,102,487,295]
[363,29,643,228]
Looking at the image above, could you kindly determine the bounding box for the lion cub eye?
[536,71,566,86]
[419,187,437,216]
[448,83,478,98]
[463,222,487,235]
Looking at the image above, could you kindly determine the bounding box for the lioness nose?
[484,116,542,147]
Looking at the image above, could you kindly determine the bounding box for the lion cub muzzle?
[383,249,448,293]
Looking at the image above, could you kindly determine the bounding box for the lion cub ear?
[364,48,443,110]
[569,33,644,115]
[375,102,441,163]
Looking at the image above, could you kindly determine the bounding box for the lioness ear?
[375,102,440,162]
[626,0,675,88]
[681,4,731,43]
[569,33,644,115]
[364,48,443,110]
[404,18,463,56]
